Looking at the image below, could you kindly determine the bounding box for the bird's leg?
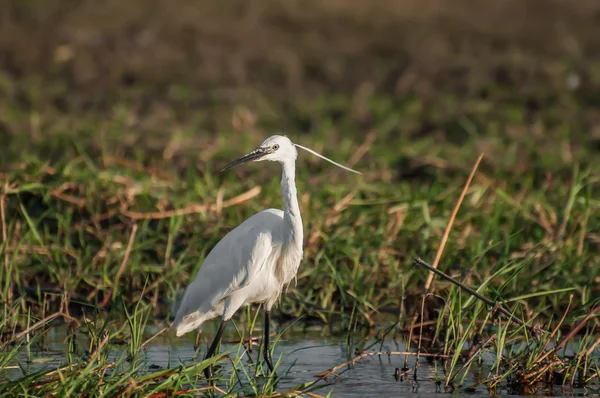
[263,310,275,373]
[204,320,227,380]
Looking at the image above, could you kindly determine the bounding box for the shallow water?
[5,322,600,397]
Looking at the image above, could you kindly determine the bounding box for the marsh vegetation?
[1,0,599,396]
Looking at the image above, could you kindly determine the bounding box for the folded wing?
[172,209,283,335]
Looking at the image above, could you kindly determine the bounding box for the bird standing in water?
[172,135,360,378]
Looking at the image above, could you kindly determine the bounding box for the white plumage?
[173,208,301,336]
[171,135,359,377]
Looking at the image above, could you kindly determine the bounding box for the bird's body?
[171,135,359,377]
[174,208,302,336]
[173,137,303,337]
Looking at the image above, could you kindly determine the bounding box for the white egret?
[172,135,360,377]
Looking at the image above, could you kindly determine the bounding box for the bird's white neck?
[281,160,303,249]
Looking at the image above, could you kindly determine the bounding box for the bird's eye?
[273,144,279,150]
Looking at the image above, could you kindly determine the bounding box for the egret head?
[221,135,361,174]
[221,135,296,172]
[258,135,298,163]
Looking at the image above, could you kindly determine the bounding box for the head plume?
[294,143,361,175]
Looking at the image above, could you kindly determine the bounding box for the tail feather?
[173,310,218,336]
[172,264,228,336]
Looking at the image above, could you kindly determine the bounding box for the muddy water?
[5,322,597,397]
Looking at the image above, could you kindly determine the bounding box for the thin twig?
[314,351,371,378]
[424,153,483,291]
[141,326,169,348]
[404,155,484,366]
[585,370,599,384]
[414,258,539,336]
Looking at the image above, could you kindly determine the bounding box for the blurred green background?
[2,0,600,166]
[0,0,599,320]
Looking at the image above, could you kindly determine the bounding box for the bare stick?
[141,326,170,348]
[404,155,484,363]
[424,153,483,291]
[414,258,539,335]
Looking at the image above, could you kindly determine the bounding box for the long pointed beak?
[221,147,269,172]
